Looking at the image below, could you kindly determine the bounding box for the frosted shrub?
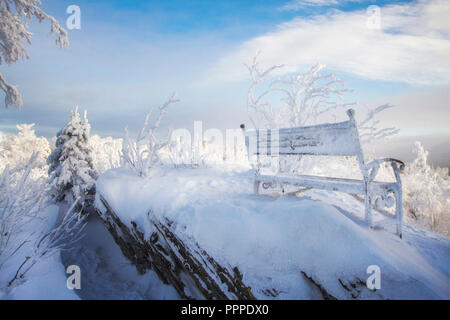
[0,153,85,288]
[0,123,51,171]
[402,142,449,236]
[163,137,248,169]
[89,135,122,174]
[163,138,194,168]
[0,153,47,271]
[121,93,179,177]
[7,200,85,287]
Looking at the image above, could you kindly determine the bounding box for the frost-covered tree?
[89,135,122,174]
[0,0,68,109]
[245,52,398,144]
[0,123,51,170]
[245,53,399,174]
[47,107,97,211]
[402,142,450,235]
[246,52,355,129]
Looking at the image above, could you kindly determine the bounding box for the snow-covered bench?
[241,109,405,238]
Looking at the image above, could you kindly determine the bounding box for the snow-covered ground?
[94,166,450,300]
[1,163,448,300]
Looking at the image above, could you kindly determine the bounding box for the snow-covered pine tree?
[47,107,98,213]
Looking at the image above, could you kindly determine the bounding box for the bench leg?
[365,187,373,227]
[395,189,403,238]
[365,197,373,227]
[254,180,261,194]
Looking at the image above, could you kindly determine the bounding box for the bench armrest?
[366,158,405,183]
[367,158,405,171]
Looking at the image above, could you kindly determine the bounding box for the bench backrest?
[244,109,365,162]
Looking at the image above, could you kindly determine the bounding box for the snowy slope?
[1,253,80,300]
[0,205,79,300]
[96,166,450,300]
[60,214,179,300]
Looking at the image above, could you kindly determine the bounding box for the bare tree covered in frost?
[245,52,398,144]
[0,0,68,109]
[47,107,98,212]
[246,52,354,129]
[121,93,179,177]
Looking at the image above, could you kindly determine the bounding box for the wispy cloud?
[280,0,362,11]
[207,0,450,86]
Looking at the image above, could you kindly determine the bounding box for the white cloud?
[206,0,450,86]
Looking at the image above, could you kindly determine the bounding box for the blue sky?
[0,0,449,164]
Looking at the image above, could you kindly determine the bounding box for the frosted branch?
[0,72,22,108]
[0,0,68,109]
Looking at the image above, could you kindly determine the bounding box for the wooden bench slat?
[245,119,354,136]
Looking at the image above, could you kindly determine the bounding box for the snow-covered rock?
[95,166,450,300]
